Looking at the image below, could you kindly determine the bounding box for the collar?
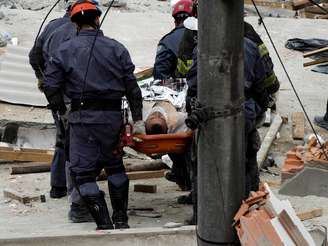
[78,29,104,37]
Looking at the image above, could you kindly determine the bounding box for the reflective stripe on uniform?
[177,58,193,76]
[258,43,269,57]
[262,72,277,88]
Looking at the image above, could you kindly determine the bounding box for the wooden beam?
[11,162,51,175]
[0,146,53,162]
[291,0,312,10]
[11,159,168,176]
[297,208,323,221]
[257,115,283,168]
[304,46,328,58]
[127,170,165,180]
[292,112,305,140]
[0,150,53,162]
[304,58,328,67]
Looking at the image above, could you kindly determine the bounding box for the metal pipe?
[197,0,244,245]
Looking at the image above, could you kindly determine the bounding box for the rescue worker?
[314,100,328,130]
[28,0,75,199]
[244,21,280,111]
[153,0,194,196]
[43,0,144,230]
[42,5,96,223]
[185,37,270,224]
[153,0,194,80]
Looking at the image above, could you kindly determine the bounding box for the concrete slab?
[279,167,328,197]
[0,226,196,246]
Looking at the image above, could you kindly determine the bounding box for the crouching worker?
[43,0,144,230]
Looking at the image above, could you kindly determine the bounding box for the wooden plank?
[303,58,328,67]
[127,170,165,180]
[258,115,283,168]
[134,184,157,193]
[304,46,328,58]
[11,162,51,175]
[0,146,53,153]
[297,208,323,221]
[3,189,41,204]
[292,112,305,140]
[0,150,53,162]
[291,0,312,10]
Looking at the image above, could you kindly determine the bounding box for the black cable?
[251,0,328,160]
[308,0,328,15]
[34,0,62,44]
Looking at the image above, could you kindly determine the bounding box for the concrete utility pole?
[198,0,244,245]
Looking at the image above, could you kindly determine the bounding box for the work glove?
[133,120,146,135]
[37,78,44,92]
[44,88,67,115]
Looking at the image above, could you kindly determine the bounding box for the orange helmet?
[172,0,193,18]
[70,0,102,22]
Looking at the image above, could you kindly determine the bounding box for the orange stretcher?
[129,131,193,155]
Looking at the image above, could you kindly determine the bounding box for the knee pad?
[108,172,128,187]
[103,158,125,176]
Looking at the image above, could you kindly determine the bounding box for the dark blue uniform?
[43,21,78,200]
[44,29,142,204]
[29,12,71,198]
[186,38,266,197]
[153,25,186,80]
[29,13,71,80]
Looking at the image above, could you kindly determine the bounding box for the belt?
[70,99,122,112]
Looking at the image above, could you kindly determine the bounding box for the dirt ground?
[1,0,328,241]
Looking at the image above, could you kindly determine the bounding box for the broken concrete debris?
[3,188,44,204]
[234,183,316,245]
[281,135,328,182]
[279,167,328,197]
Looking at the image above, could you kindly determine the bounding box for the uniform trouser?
[245,120,261,197]
[186,131,198,223]
[69,122,127,200]
[169,153,191,190]
[50,112,66,188]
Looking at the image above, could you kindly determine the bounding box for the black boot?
[68,202,94,223]
[108,179,130,229]
[83,192,114,230]
[177,192,193,205]
[50,186,67,199]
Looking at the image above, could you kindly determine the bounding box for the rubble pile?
[234,183,316,245]
[281,136,328,182]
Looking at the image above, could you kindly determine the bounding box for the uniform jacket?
[29,13,71,79]
[153,25,186,80]
[44,29,142,124]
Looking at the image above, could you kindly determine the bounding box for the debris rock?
[279,167,328,197]
[234,183,316,245]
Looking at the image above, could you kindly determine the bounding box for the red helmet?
[70,0,102,22]
[172,0,193,18]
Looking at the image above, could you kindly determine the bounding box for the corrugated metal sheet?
[0,45,47,107]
